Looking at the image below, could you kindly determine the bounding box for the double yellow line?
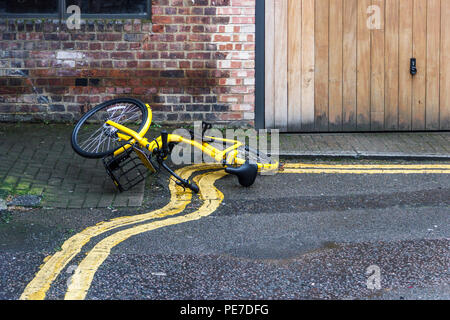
[281,163,450,174]
[20,164,227,300]
[65,170,227,300]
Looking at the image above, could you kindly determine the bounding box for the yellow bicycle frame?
[107,104,279,172]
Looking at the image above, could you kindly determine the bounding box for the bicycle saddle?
[225,161,258,187]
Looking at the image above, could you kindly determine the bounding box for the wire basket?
[102,146,150,192]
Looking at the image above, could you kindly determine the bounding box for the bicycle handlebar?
[186,181,199,193]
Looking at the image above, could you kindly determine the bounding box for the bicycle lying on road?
[71,98,279,193]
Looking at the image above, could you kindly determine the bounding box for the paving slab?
[279,132,450,159]
[0,124,147,209]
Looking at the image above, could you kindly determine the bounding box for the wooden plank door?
[264,0,449,132]
[440,0,450,129]
[265,0,315,132]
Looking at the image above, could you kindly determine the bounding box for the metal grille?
[102,147,148,192]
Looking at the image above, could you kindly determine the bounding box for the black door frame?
[255,0,265,129]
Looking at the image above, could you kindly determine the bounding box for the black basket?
[102,146,149,192]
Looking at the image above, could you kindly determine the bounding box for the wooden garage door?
[265,0,450,132]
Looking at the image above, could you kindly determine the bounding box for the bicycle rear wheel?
[71,98,148,159]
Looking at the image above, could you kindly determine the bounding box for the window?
[66,0,149,16]
[0,0,151,18]
[0,0,59,17]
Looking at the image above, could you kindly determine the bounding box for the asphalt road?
[0,160,449,300]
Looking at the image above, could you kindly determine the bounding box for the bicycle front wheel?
[71,98,148,159]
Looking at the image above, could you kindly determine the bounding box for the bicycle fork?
[156,130,200,193]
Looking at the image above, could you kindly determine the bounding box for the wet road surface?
[1,160,449,300]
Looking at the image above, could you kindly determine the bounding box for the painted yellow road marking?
[64,170,228,300]
[20,164,221,300]
[282,162,450,174]
[282,169,450,174]
[283,163,450,169]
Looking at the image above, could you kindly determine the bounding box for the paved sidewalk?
[279,132,450,159]
[0,124,146,209]
[0,123,449,209]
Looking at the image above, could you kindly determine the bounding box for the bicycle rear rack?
[102,146,154,192]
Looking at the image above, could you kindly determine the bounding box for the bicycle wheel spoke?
[82,133,103,153]
[96,131,114,153]
[109,105,141,124]
[106,133,112,152]
[78,126,104,145]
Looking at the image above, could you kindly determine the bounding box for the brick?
[0,0,256,126]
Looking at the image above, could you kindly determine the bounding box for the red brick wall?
[0,0,255,126]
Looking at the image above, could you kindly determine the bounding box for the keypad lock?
[410,58,417,76]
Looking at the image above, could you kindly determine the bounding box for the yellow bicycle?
[71,98,279,193]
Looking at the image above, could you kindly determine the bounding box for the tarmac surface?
[1,159,449,300]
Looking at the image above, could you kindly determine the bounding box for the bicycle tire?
[71,98,148,159]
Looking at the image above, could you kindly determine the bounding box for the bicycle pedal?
[132,146,156,173]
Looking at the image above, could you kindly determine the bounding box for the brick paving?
[0,124,145,209]
[0,124,449,209]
